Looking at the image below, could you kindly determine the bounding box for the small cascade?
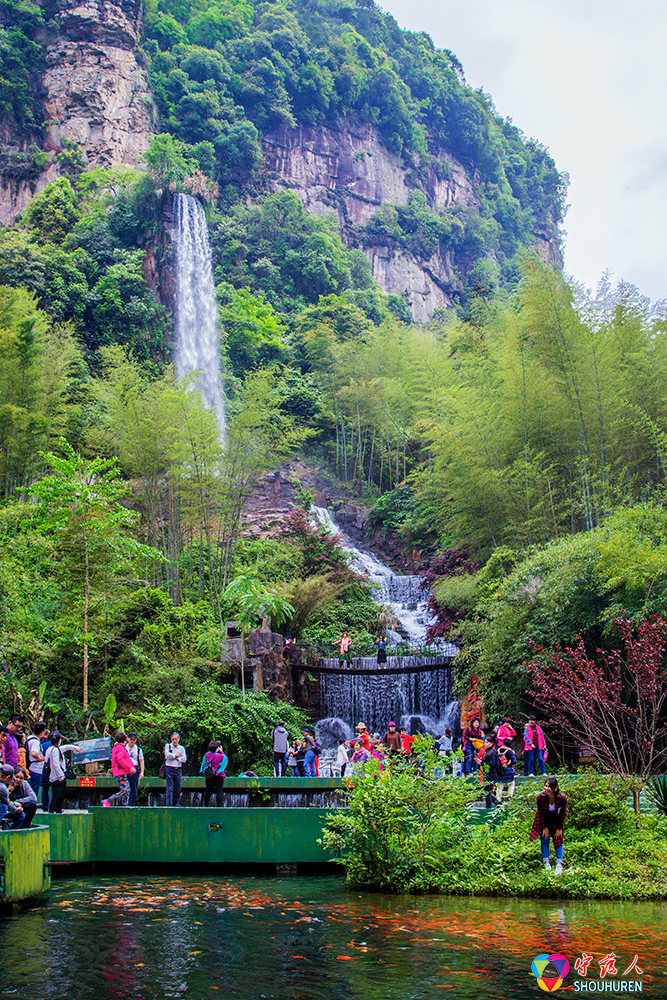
[274,792,345,808]
[319,667,460,742]
[311,506,432,642]
[221,793,250,808]
[172,192,226,442]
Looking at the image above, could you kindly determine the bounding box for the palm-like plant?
[646,775,667,815]
[223,575,294,704]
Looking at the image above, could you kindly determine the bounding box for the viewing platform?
[317,650,458,674]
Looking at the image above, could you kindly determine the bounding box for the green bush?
[127,682,307,775]
[323,767,667,899]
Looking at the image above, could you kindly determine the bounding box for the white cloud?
[380,0,667,299]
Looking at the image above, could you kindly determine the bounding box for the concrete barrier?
[0,825,51,904]
[39,807,336,865]
[59,775,346,809]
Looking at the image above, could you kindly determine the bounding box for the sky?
[380,0,667,303]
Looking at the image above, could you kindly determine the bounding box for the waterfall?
[172,192,226,442]
[311,506,432,642]
[318,669,460,743]
[310,507,461,741]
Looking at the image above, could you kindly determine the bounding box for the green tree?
[29,440,161,711]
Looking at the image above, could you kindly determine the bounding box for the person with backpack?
[199,741,228,806]
[102,732,136,807]
[479,738,504,808]
[11,767,37,828]
[43,732,81,814]
[271,720,290,777]
[302,729,318,777]
[495,743,517,801]
[26,722,47,797]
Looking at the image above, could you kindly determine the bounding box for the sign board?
[78,776,96,788]
[71,736,111,765]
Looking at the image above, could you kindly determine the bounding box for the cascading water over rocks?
[311,506,460,743]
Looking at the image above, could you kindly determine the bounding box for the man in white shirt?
[126,732,145,806]
[164,732,187,806]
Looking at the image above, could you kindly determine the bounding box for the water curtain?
[173,192,226,442]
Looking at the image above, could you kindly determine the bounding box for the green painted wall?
[91,808,334,865]
[39,813,95,863]
[64,776,343,789]
[0,825,50,903]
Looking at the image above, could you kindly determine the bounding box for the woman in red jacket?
[103,731,136,807]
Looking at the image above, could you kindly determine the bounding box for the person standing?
[337,739,350,777]
[39,727,52,811]
[399,726,415,756]
[529,776,567,876]
[164,732,187,806]
[125,732,145,806]
[271,720,290,777]
[200,741,227,806]
[462,718,485,775]
[348,740,370,774]
[333,631,352,666]
[496,716,516,746]
[523,716,547,776]
[295,737,306,777]
[103,732,136,807]
[382,721,402,752]
[26,722,47,797]
[375,635,387,665]
[302,729,317,777]
[479,738,504,807]
[43,732,81,814]
[4,715,21,769]
[287,739,300,777]
[353,722,371,750]
[11,767,37,827]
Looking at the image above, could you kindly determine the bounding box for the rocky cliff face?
[0,0,154,226]
[263,123,478,322]
[42,0,154,168]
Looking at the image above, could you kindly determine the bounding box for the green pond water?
[1,876,665,999]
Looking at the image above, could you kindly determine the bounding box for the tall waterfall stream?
[172,192,226,441]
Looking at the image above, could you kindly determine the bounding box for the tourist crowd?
[1,711,565,876]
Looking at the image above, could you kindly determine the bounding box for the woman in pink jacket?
[522,716,547,777]
[103,731,136,807]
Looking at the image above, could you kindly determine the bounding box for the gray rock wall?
[263,122,478,321]
[0,0,154,225]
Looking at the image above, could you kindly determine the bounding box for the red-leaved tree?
[529,615,667,819]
